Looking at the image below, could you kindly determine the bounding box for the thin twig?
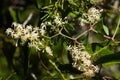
[75,29,90,39]
[23,12,33,26]
[94,46,108,55]
[49,60,67,80]
[60,33,74,40]
[112,16,120,41]
[50,33,60,39]
[37,52,49,70]
[92,28,111,40]
[5,72,16,80]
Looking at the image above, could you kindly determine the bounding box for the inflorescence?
[81,7,102,24]
[6,9,101,77]
[67,44,99,77]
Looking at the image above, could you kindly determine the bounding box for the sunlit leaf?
[68,12,76,18]
[103,25,109,35]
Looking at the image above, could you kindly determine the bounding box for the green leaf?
[94,46,113,57]
[103,25,109,35]
[9,7,17,21]
[67,0,78,6]
[68,12,76,18]
[103,61,120,67]
[95,52,120,65]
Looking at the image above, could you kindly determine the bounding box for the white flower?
[46,22,52,25]
[40,29,45,36]
[16,24,23,31]
[30,31,39,41]
[45,46,53,56]
[66,45,72,50]
[26,25,32,31]
[40,23,46,35]
[83,69,95,77]
[82,7,101,24]
[41,23,46,29]
[12,22,18,27]
[54,14,62,26]
[28,41,42,51]
[6,28,14,37]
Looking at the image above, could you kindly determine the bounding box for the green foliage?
[1,0,120,80]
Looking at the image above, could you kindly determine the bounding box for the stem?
[94,46,108,55]
[49,60,67,80]
[60,33,74,40]
[112,17,120,41]
[92,28,111,40]
[75,29,90,39]
[38,52,49,70]
[50,33,60,38]
[43,33,59,39]
[5,72,16,80]
[23,12,33,26]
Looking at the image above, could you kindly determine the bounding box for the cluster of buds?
[82,7,102,24]
[67,44,99,77]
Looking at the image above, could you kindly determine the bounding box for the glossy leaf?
[103,25,109,35]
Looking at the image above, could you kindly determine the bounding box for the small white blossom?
[30,31,39,41]
[45,46,53,56]
[66,45,72,50]
[83,69,95,77]
[12,22,18,27]
[28,40,42,51]
[54,13,62,26]
[46,22,52,25]
[41,23,46,29]
[6,28,14,37]
[26,25,32,31]
[40,23,46,35]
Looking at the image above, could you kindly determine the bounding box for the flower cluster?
[82,7,101,24]
[42,13,67,32]
[54,13,63,26]
[6,22,46,50]
[67,44,99,77]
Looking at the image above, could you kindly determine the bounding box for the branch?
[49,60,67,80]
[112,16,120,41]
[23,12,33,26]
